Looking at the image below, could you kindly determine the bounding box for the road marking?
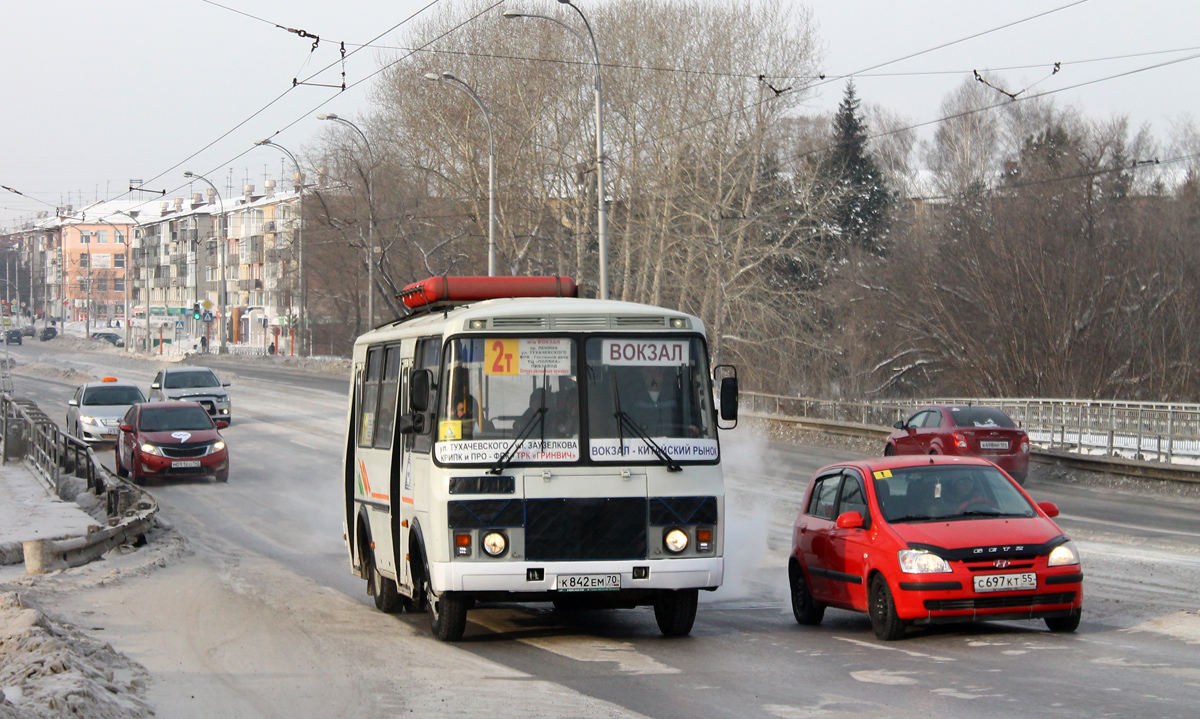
[834,636,955,662]
[469,611,680,675]
[1058,513,1200,539]
[850,669,918,685]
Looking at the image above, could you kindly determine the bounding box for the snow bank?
[0,592,152,719]
[9,362,94,386]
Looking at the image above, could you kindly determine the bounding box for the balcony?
[227,253,240,266]
[264,221,277,233]
[237,279,262,291]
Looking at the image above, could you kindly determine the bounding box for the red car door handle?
[799,524,808,534]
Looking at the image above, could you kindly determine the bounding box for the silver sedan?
[66,379,147,444]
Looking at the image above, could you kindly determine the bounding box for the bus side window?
[412,337,442,454]
[358,347,383,448]
[373,346,402,450]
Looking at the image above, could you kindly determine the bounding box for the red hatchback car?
[115,401,230,484]
[885,405,1030,484]
[788,455,1082,640]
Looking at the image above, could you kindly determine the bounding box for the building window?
[115,278,125,292]
[97,230,108,244]
[80,231,91,244]
[79,253,89,268]
[97,278,108,292]
[78,280,87,293]
[114,254,125,268]
[116,231,125,244]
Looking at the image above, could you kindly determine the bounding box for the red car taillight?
[952,432,969,450]
[1021,438,1030,453]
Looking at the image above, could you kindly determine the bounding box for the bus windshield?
[585,336,717,463]
[436,337,580,465]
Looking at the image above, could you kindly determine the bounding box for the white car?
[66,378,147,444]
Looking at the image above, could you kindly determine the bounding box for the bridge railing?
[742,392,1200,465]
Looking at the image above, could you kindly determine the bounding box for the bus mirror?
[399,413,426,435]
[719,377,738,422]
[410,369,433,413]
[714,364,738,428]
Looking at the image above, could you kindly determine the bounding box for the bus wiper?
[614,410,682,472]
[489,407,546,476]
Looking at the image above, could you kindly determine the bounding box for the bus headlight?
[663,528,689,554]
[482,532,507,557]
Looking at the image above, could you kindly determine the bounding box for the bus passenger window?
[412,337,442,454]
[374,346,402,449]
[358,347,383,448]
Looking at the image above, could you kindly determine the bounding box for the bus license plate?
[973,572,1036,593]
[556,574,621,592]
[172,460,202,468]
[979,441,1009,450]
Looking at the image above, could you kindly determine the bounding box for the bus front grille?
[525,498,647,561]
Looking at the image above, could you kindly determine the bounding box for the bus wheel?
[426,576,469,641]
[653,589,698,637]
[369,554,406,614]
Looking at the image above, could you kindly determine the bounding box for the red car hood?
[139,428,221,444]
[890,516,1062,549]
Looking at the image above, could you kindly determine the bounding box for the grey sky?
[4,0,1198,228]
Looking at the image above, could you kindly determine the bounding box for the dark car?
[4,329,21,345]
[115,401,229,484]
[39,326,57,341]
[91,331,124,347]
[20,326,34,337]
[885,405,1030,484]
[788,455,1082,641]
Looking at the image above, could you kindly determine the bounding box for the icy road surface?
[1,340,1198,719]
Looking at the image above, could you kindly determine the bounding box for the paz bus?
[342,276,738,641]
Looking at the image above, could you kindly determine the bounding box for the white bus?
[342,276,738,641]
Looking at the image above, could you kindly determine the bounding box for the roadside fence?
[743,392,1200,466]
[1,393,158,572]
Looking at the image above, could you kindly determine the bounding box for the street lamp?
[183,171,226,353]
[110,209,148,353]
[504,0,609,299]
[255,139,307,355]
[424,71,498,277]
[317,113,379,328]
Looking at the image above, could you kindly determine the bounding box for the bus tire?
[427,586,469,642]
[653,589,698,637]
[370,555,406,614]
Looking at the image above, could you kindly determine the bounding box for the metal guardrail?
[1,393,158,572]
[743,392,1200,467]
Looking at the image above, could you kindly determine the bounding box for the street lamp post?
[254,139,307,356]
[183,171,226,353]
[317,113,378,328]
[504,0,609,299]
[110,210,145,353]
[424,72,497,277]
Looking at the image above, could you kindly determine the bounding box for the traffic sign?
[202,300,213,310]
[175,320,185,330]
[202,312,214,323]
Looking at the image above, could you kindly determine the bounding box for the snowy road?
[3,340,1199,718]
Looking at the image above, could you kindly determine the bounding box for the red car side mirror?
[216,420,229,429]
[1038,501,1060,518]
[119,423,133,433]
[836,511,864,529]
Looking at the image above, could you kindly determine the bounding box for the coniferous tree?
[823,81,892,254]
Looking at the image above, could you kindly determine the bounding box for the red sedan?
[788,455,1082,640]
[115,401,229,484]
[885,404,1030,484]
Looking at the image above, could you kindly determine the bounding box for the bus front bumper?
[430,556,724,594]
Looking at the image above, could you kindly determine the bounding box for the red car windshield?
[874,465,1035,523]
[139,407,214,432]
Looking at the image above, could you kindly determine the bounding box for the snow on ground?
[0,592,154,719]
